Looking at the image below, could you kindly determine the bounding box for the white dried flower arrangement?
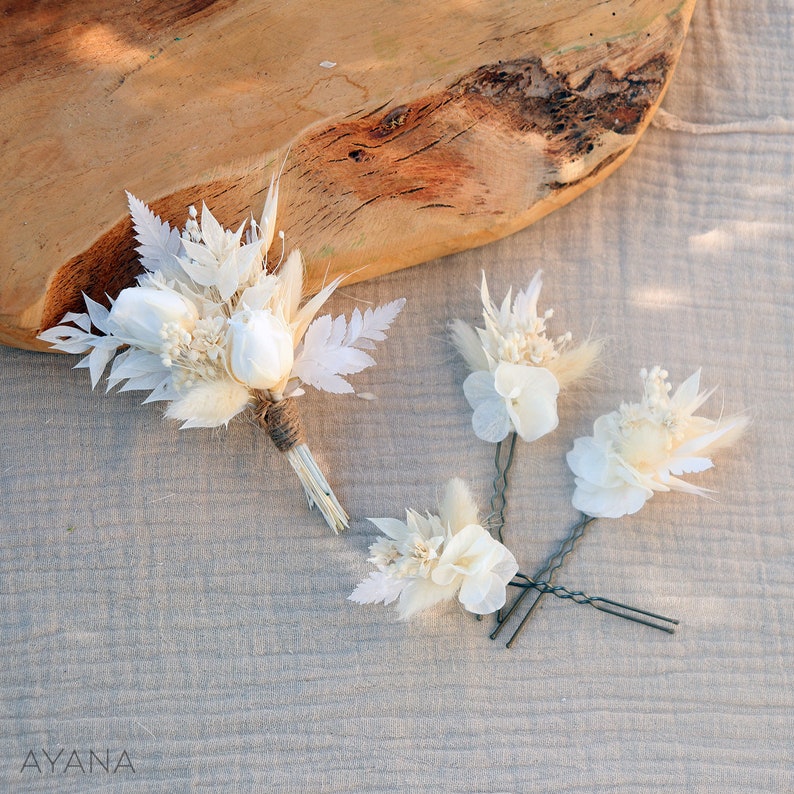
[37,175,749,642]
[450,271,602,444]
[567,366,750,518]
[39,175,405,532]
[349,478,519,619]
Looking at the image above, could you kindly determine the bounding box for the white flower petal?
[566,436,624,489]
[462,370,497,409]
[458,572,511,615]
[494,363,559,442]
[471,398,512,443]
[571,479,651,519]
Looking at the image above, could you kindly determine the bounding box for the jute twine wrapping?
[253,396,306,452]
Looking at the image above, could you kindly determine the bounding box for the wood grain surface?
[0,1,696,350]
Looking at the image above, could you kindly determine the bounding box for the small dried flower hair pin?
[349,478,672,632]
[496,366,749,645]
[449,271,602,539]
[39,173,405,532]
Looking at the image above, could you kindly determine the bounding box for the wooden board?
[0,0,696,350]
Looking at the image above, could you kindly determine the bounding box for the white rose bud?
[227,308,294,391]
[108,286,198,351]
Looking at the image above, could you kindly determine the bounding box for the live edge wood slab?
[1,0,696,350]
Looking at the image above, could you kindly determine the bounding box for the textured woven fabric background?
[2,1,792,791]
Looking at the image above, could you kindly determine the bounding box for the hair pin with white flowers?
[349,276,669,636]
[495,366,749,646]
[449,271,602,543]
[349,478,678,634]
[39,172,405,532]
[349,478,519,619]
[347,278,745,645]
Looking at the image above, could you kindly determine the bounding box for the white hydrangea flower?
[567,367,749,519]
[451,271,601,443]
[349,479,519,619]
[463,361,560,443]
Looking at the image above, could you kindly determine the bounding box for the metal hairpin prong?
[502,574,679,647]
[485,432,518,544]
[491,513,594,642]
[481,432,518,623]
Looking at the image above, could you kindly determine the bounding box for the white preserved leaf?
[349,571,405,606]
[259,174,279,254]
[126,192,183,280]
[82,293,112,335]
[37,322,97,354]
[61,311,92,333]
[142,378,180,404]
[73,336,125,388]
[344,299,406,346]
[292,299,404,393]
[107,348,164,388]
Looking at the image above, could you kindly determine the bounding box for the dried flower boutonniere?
[495,366,749,644]
[39,176,405,532]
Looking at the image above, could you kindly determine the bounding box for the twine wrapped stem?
[254,395,306,451]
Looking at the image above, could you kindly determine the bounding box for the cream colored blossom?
[463,361,560,443]
[107,286,198,353]
[349,479,519,619]
[567,367,749,518]
[451,271,600,443]
[227,307,295,392]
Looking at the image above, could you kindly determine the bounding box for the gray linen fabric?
[2,1,792,791]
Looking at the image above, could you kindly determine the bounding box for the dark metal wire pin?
[480,432,518,623]
[505,575,679,642]
[485,432,518,545]
[491,513,595,642]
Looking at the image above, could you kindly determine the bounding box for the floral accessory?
[496,366,748,644]
[39,175,405,532]
[350,479,678,637]
[567,366,749,518]
[349,479,519,619]
[450,271,602,445]
[451,271,601,548]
